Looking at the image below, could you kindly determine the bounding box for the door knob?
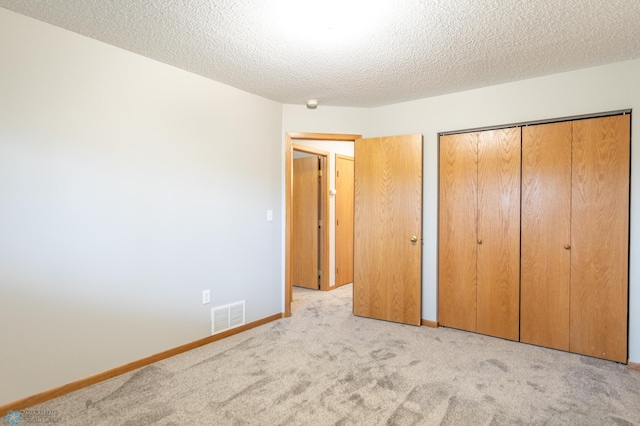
[564,244,571,250]
[410,236,418,243]
[477,239,482,245]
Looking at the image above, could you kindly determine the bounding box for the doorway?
[285,133,360,316]
[286,132,424,327]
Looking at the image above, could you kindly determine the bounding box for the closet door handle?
[564,244,571,250]
[477,239,482,245]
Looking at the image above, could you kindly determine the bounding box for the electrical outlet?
[267,209,273,222]
[202,289,210,305]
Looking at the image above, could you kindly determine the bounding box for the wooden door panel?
[438,133,478,332]
[335,155,354,286]
[293,156,319,289]
[521,122,572,350]
[476,128,521,341]
[570,115,630,363]
[354,134,422,325]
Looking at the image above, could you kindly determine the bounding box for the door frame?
[285,132,361,317]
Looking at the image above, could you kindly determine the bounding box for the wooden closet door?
[476,128,521,341]
[521,122,572,350]
[570,115,630,363]
[438,133,478,332]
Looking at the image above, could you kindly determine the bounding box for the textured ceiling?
[1,0,640,107]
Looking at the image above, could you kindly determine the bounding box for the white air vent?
[211,300,245,335]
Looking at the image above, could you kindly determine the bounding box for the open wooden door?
[353,134,423,325]
[335,154,354,286]
[293,156,320,289]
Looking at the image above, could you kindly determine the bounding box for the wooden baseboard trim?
[421,319,439,328]
[628,361,640,372]
[0,312,283,412]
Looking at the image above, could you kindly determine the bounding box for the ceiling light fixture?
[306,99,319,109]
[271,0,391,46]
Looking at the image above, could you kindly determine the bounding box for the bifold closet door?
[521,122,572,351]
[570,115,630,363]
[439,128,520,340]
[438,132,478,332]
[476,128,521,341]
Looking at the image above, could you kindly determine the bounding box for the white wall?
[293,141,354,287]
[370,59,640,364]
[0,8,283,405]
[282,105,371,137]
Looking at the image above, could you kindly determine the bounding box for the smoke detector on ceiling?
[306,99,319,109]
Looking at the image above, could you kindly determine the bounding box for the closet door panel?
[570,115,630,363]
[477,128,521,341]
[438,133,478,331]
[521,122,572,350]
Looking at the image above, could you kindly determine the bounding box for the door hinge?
[337,171,340,177]
[318,269,322,277]
[318,220,322,227]
[318,170,322,177]
[336,267,339,274]
[336,219,339,226]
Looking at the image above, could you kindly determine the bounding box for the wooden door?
[570,115,630,363]
[476,128,521,341]
[353,134,422,326]
[438,132,478,332]
[335,154,354,286]
[293,156,320,289]
[521,122,572,350]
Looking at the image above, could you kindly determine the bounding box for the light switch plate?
[202,290,210,305]
[267,209,273,222]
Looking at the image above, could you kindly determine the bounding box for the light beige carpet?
[27,284,640,425]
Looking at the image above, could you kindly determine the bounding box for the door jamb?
[285,132,361,317]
